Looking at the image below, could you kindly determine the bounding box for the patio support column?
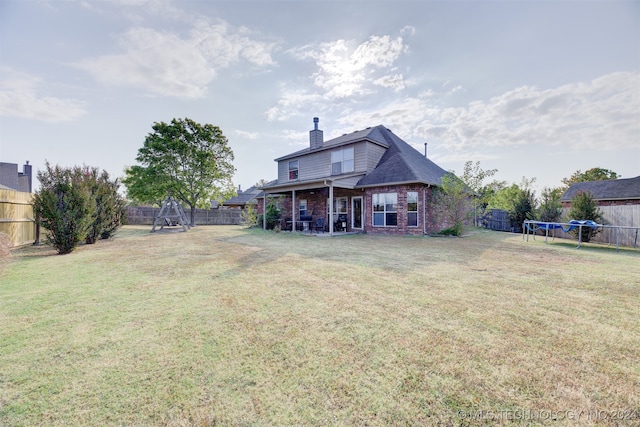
[292,190,296,231]
[329,183,334,236]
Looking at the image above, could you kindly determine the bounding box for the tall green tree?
[123,118,236,226]
[566,191,604,242]
[461,161,504,225]
[487,177,536,232]
[511,187,536,232]
[434,172,472,236]
[536,187,563,222]
[561,167,619,188]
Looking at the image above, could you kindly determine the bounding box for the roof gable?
[561,176,640,201]
[356,125,449,187]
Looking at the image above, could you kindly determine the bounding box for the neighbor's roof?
[223,186,260,205]
[355,125,450,187]
[561,176,640,201]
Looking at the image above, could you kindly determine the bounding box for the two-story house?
[259,118,452,235]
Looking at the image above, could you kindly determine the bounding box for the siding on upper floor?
[276,140,387,185]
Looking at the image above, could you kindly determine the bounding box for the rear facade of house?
[258,118,453,235]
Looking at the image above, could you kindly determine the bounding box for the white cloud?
[373,74,405,91]
[400,25,416,37]
[323,72,638,162]
[417,72,639,153]
[268,31,410,121]
[281,129,308,146]
[289,33,408,100]
[265,87,323,122]
[0,67,87,122]
[75,19,276,99]
[235,129,258,139]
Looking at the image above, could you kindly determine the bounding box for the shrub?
[33,180,94,255]
[264,199,281,230]
[81,168,126,243]
[565,191,604,242]
[240,204,258,228]
[438,221,463,237]
[32,162,124,254]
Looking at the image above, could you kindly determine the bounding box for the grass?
[1,225,639,426]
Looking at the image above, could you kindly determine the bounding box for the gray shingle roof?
[270,124,450,189]
[355,125,449,187]
[223,186,261,205]
[561,176,640,201]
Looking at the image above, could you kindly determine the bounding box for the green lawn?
[1,226,639,426]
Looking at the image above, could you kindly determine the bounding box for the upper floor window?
[407,191,418,227]
[288,160,299,180]
[373,193,397,227]
[331,147,354,175]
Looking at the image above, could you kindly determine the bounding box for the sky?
[1,0,639,196]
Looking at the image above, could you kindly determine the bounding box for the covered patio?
[260,175,365,236]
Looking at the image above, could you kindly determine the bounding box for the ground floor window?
[299,199,307,217]
[407,191,418,227]
[329,197,348,216]
[373,193,397,226]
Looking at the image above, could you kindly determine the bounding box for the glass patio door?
[352,196,363,229]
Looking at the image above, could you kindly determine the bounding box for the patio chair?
[312,217,325,233]
[334,214,347,232]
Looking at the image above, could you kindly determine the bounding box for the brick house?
[258,118,454,235]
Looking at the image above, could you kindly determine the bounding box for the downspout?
[263,193,267,230]
[325,179,334,236]
[423,186,427,235]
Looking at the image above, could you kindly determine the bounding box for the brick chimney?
[309,117,323,150]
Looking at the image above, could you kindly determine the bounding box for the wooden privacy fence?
[0,189,36,247]
[483,209,511,232]
[126,205,243,226]
[555,205,640,248]
[484,205,639,249]
[522,205,639,249]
